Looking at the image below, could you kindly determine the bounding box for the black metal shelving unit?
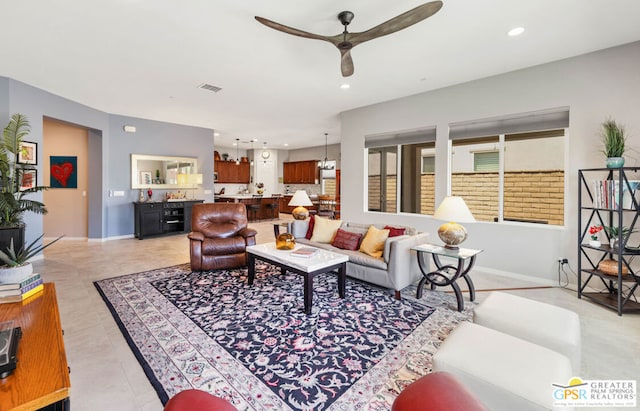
[578,167,640,316]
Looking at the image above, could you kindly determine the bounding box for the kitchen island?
[216,195,280,221]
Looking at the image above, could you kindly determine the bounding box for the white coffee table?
[246,243,348,314]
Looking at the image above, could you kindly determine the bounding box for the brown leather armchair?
[188,203,257,271]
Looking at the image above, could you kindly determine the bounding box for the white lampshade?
[288,190,313,220]
[433,196,475,249]
[288,190,313,207]
[434,196,476,223]
[176,173,188,185]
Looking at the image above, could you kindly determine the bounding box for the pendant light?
[319,133,334,170]
[235,138,240,165]
[250,139,255,166]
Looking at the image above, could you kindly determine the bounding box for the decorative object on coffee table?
[433,196,476,249]
[275,232,295,250]
[288,190,313,220]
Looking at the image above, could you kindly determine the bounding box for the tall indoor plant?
[0,113,48,254]
[601,118,626,168]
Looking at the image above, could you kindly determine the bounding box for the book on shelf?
[0,272,41,291]
[291,247,318,258]
[591,179,640,209]
[0,281,44,303]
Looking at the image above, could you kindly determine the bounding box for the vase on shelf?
[589,239,601,247]
[606,157,625,168]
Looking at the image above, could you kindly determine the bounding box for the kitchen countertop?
[217,194,281,199]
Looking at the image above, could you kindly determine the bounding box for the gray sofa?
[287,220,429,299]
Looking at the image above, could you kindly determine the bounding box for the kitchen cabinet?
[283,160,319,184]
[215,161,250,183]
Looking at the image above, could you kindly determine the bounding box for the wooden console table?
[0,283,71,410]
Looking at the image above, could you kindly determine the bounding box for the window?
[366,128,436,214]
[451,137,500,222]
[474,151,499,172]
[449,108,568,225]
[422,155,435,173]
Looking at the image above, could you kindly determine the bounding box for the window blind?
[474,151,499,171]
[449,107,569,140]
[365,126,436,149]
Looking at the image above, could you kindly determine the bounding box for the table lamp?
[288,190,313,220]
[433,196,476,249]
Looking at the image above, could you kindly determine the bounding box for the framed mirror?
[131,154,199,189]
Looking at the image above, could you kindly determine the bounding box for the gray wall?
[1,77,214,243]
[108,115,214,237]
[340,41,640,283]
[0,77,8,127]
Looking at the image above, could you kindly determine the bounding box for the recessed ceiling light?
[214,132,220,137]
[507,27,525,37]
[340,84,350,89]
[284,143,289,147]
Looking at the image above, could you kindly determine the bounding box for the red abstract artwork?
[50,156,77,188]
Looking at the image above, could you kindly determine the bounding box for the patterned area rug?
[94,263,473,410]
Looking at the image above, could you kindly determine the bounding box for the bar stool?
[265,199,279,220]
[247,196,261,221]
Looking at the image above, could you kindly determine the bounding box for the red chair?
[164,389,237,411]
[392,372,488,411]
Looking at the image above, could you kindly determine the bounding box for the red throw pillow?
[305,215,315,240]
[331,229,363,251]
[384,225,406,237]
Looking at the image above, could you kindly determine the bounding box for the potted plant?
[600,118,626,168]
[603,225,636,249]
[0,234,63,283]
[588,225,603,247]
[0,114,49,254]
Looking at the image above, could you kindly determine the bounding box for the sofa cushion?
[310,216,343,243]
[342,221,417,236]
[305,215,315,239]
[343,249,388,270]
[340,222,369,237]
[384,225,406,237]
[331,229,363,251]
[359,225,390,259]
[296,238,388,270]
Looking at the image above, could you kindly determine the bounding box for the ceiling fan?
[255,1,443,77]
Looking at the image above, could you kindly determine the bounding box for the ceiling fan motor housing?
[338,11,354,26]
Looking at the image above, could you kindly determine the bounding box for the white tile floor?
[33,215,640,410]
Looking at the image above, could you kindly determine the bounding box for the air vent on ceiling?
[198,83,222,93]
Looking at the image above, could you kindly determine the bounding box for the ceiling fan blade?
[349,1,443,46]
[255,16,333,43]
[340,49,354,77]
